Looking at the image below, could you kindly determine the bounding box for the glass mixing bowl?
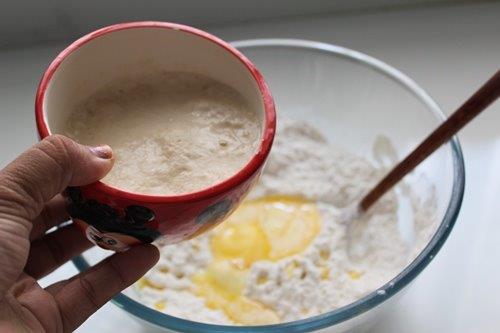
[72,39,465,332]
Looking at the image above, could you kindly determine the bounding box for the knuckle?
[78,275,101,309]
[57,297,77,332]
[108,259,127,286]
[38,135,75,174]
[42,135,74,158]
[60,310,73,333]
[45,233,66,265]
[38,206,53,232]
[45,134,72,146]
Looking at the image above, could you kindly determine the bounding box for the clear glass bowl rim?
[72,38,465,333]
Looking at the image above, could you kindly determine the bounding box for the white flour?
[129,119,437,324]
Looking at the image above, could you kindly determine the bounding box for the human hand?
[0,135,159,332]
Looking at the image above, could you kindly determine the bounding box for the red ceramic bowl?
[35,22,276,251]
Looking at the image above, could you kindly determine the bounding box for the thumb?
[0,134,114,222]
[0,135,113,296]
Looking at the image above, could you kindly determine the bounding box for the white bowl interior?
[43,26,265,135]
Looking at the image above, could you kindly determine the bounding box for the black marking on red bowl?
[65,187,161,243]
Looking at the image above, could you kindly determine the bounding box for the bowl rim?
[73,38,465,332]
[35,21,276,204]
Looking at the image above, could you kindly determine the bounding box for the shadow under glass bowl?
[72,39,465,333]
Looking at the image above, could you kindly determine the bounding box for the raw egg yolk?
[192,261,279,325]
[193,196,322,325]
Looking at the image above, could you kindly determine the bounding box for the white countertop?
[1,2,499,332]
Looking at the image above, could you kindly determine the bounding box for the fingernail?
[89,145,113,159]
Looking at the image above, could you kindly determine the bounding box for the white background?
[0,1,499,332]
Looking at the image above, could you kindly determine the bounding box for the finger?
[30,195,70,241]
[0,135,113,228]
[50,245,159,332]
[12,273,65,333]
[25,224,93,279]
[0,136,112,297]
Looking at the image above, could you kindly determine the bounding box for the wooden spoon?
[359,69,500,212]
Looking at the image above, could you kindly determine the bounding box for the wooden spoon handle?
[360,69,500,212]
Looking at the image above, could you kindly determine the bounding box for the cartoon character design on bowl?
[66,187,161,251]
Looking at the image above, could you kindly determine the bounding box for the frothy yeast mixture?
[64,71,261,195]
